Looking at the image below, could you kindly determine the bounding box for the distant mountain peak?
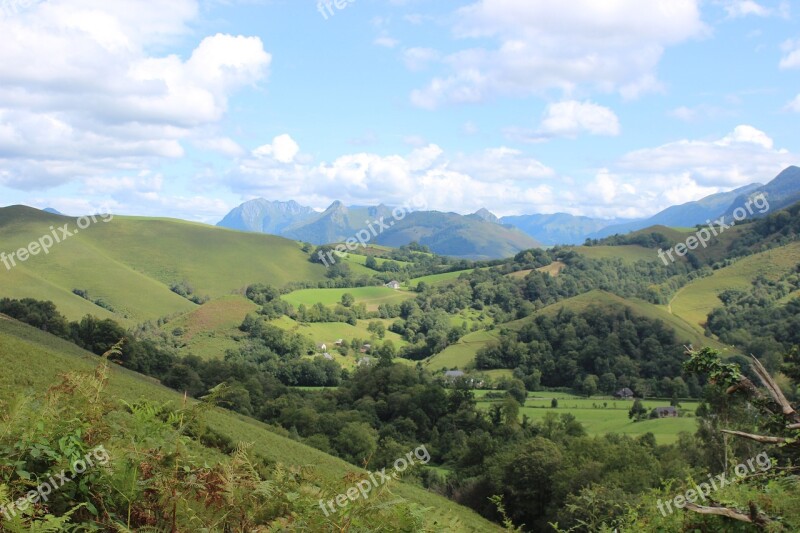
[43,207,64,215]
[325,200,346,211]
[469,208,500,224]
[217,198,317,234]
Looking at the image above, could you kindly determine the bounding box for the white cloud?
[375,36,400,48]
[722,0,771,17]
[228,138,558,215]
[503,100,620,143]
[618,125,792,187]
[538,100,620,138]
[669,104,733,122]
[193,137,246,157]
[253,134,300,164]
[411,0,706,108]
[780,39,800,69]
[402,47,441,71]
[0,0,271,190]
[787,95,800,112]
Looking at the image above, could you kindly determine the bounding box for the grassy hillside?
[281,286,414,311]
[0,206,328,323]
[0,316,501,532]
[670,241,800,329]
[426,329,500,371]
[164,295,258,359]
[573,245,657,264]
[506,290,734,354]
[424,288,737,373]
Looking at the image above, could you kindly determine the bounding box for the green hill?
[669,241,800,329]
[572,244,657,264]
[0,206,328,323]
[0,315,501,532]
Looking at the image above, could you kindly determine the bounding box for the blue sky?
[0,0,798,222]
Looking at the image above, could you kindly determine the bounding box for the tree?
[341,293,355,307]
[334,422,378,466]
[507,379,527,404]
[582,375,599,398]
[551,398,558,409]
[367,320,386,339]
[365,255,378,269]
[628,399,647,421]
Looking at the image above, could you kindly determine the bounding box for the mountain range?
[217,201,541,259]
[217,166,800,254]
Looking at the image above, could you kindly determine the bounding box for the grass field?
[476,393,699,444]
[164,295,257,359]
[0,206,329,323]
[670,241,800,329]
[573,245,658,264]
[408,269,475,287]
[0,316,501,532]
[506,261,567,279]
[281,286,414,311]
[426,329,499,370]
[270,315,410,368]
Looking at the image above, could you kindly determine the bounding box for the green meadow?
[476,393,699,445]
[280,286,414,310]
[573,244,658,264]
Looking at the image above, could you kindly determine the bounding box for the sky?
[0,0,798,223]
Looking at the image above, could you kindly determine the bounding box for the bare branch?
[685,502,770,529]
[721,429,787,444]
[750,355,800,423]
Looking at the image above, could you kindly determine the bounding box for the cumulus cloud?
[539,100,620,138]
[780,39,800,69]
[0,0,271,190]
[410,0,706,108]
[616,125,792,188]
[722,0,771,17]
[787,95,800,112]
[253,135,301,164]
[718,0,789,18]
[227,136,558,215]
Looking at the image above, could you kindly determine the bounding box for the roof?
[445,370,465,377]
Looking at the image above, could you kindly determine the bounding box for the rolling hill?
[0,205,328,323]
[669,241,800,329]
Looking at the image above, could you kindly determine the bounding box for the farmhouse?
[316,343,327,352]
[614,387,634,399]
[444,370,465,381]
[385,280,401,290]
[652,406,678,418]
